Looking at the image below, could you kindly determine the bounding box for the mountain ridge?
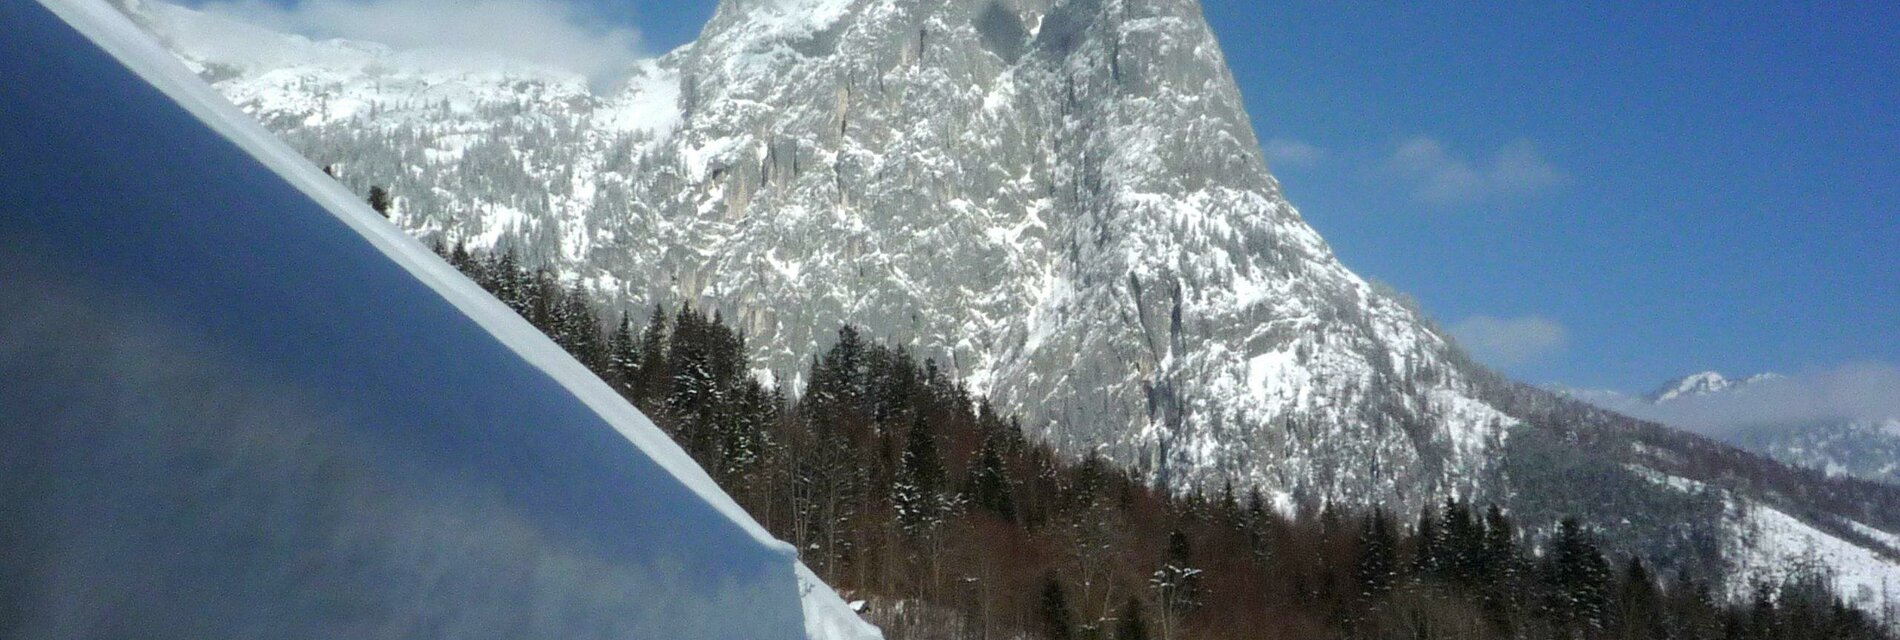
[131,0,1514,509]
[1563,370,1900,488]
[1645,370,1786,403]
[123,0,1900,614]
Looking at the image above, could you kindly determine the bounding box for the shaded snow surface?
[0,1,877,638]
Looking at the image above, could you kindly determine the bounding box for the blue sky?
[189,0,1898,393]
[604,0,1900,391]
[1195,1,1899,391]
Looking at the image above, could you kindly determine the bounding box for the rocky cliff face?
[125,0,1900,611]
[133,0,1511,508]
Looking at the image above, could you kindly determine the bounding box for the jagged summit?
[119,0,1900,612]
[1647,371,1736,402]
[131,0,1512,508]
[1645,370,1785,403]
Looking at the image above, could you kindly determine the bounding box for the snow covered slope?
[132,0,1516,508]
[113,0,1900,613]
[1624,466,1900,612]
[0,1,875,637]
[1728,499,1900,607]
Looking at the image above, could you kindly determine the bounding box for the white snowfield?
[1728,500,1900,610]
[0,0,877,637]
[1630,467,1900,612]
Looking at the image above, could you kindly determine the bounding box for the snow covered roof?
[0,1,874,636]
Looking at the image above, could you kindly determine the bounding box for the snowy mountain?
[1731,418,1900,486]
[126,0,1512,511]
[0,1,876,637]
[1550,370,1789,413]
[1569,371,1900,487]
[1645,370,1785,403]
[112,0,1900,615]
[1647,371,1740,402]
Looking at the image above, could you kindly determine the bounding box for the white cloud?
[1622,362,1900,435]
[1263,138,1323,169]
[1388,136,1566,205]
[1449,314,1568,369]
[196,0,643,88]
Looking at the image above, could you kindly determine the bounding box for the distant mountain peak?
[1647,371,1734,403]
[1646,370,1783,403]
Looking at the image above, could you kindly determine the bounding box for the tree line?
[432,241,1890,640]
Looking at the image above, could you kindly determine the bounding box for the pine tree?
[1357,509,1397,601]
[1243,486,1272,563]
[1442,497,1482,586]
[792,329,875,576]
[1747,581,1777,640]
[894,411,945,537]
[1116,597,1149,640]
[553,282,604,371]
[1479,504,1520,633]
[486,249,530,317]
[681,311,766,483]
[811,325,867,418]
[1481,504,1516,579]
[723,376,775,482]
[1039,574,1075,640]
[632,305,669,411]
[1412,505,1442,579]
[449,239,472,273]
[864,343,916,428]
[1215,480,1242,532]
[606,313,639,391]
[1152,529,1203,638]
[965,426,1015,521]
[1546,518,1614,635]
[526,267,560,328]
[367,185,392,218]
[1619,556,1661,640]
[667,303,717,455]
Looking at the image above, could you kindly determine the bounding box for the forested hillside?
[430,241,1892,640]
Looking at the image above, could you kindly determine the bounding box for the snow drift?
[0,1,876,637]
